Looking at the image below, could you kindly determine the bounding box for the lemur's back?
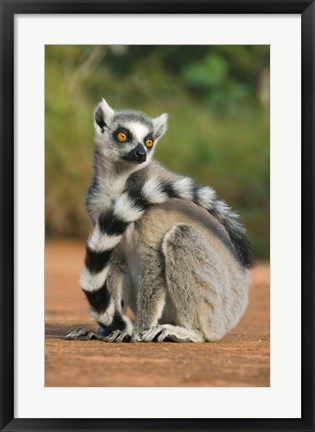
[136,197,242,265]
[131,159,248,278]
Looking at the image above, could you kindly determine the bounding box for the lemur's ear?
[94,98,114,134]
[153,113,168,140]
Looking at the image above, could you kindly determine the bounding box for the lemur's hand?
[65,327,107,341]
[65,325,134,343]
[104,329,133,342]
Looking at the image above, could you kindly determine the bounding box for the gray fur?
[118,200,249,342]
[113,110,153,129]
[67,98,251,343]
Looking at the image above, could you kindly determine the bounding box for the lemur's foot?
[141,325,204,343]
[104,329,132,342]
[65,327,107,341]
[130,332,142,343]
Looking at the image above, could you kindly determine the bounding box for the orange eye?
[117,132,128,142]
[145,139,154,148]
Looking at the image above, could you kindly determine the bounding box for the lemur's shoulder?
[124,160,173,189]
[147,160,179,182]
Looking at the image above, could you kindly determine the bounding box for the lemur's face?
[94,99,168,169]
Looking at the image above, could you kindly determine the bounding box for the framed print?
[0,1,314,431]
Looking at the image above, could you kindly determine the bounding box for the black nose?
[129,143,147,163]
[135,148,146,161]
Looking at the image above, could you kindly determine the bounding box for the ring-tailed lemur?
[66,98,253,343]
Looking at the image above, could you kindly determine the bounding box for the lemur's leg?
[132,241,204,343]
[133,251,168,336]
[141,223,234,343]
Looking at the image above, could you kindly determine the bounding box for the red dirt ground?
[45,240,270,387]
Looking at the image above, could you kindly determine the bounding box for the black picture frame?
[0,1,314,431]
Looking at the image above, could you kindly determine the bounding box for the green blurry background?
[45,45,269,258]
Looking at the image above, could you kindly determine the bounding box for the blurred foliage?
[45,45,270,258]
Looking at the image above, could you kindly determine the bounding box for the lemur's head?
[94,98,168,169]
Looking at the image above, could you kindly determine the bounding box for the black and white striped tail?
[132,176,254,268]
[80,192,150,327]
